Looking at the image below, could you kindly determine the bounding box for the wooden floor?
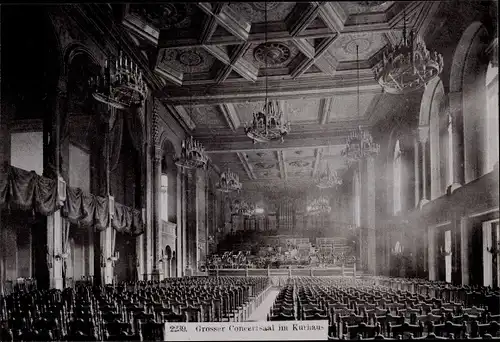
[246,288,280,321]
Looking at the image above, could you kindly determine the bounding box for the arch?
[419,77,445,127]
[450,22,490,93]
[159,131,181,158]
[450,22,492,182]
[419,78,448,199]
[63,43,101,79]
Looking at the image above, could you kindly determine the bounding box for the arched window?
[161,174,168,222]
[393,140,402,215]
[486,62,499,172]
[354,171,361,227]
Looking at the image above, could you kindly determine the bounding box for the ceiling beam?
[166,104,197,131]
[200,129,359,153]
[218,103,240,131]
[312,148,324,178]
[318,2,346,33]
[236,152,256,180]
[286,2,323,37]
[197,3,250,41]
[158,29,336,49]
[291,35,338,79]
[160,73,382,105]
[277,150,288,180]
[215,42,252,84]
[319,97,333,125]
[199,3,225,44]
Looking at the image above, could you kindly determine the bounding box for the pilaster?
[417,126,430,208]
[363,156,376,275]
[176,165,184,277]
[152,144,163,280]
[460,217,470,285]
[428,225,437,281]
[448,92,465,192]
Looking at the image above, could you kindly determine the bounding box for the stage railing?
[207,264,357,278]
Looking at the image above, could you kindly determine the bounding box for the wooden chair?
[344,322,382,339]
[388,322,424,339]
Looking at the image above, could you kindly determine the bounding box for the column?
[418,126,430,208]
[448,92,465,192]
[186,169,196,274]
[176,165,184,277]
[413,136,420,208]
[460,217,470,285]
[364,157,376,275]
[152,144,163,280]
[428,225,436,281]
[98,108,116,285]
[45,80,69,289]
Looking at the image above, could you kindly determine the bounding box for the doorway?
[483,219,500,287]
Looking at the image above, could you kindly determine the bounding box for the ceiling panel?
[158,47,216,73]
[245,150,278,162]
[338,1,395,15]
[233,101,265,124]
[191,106,227,127]
[329,93,378,121]
[227,2,296,24]
[285,99,321,123]
[329,32,388,62]
[283,148,316,160]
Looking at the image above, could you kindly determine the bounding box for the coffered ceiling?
[120,1,440,194]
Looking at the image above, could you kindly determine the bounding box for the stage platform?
[207,265,359,278]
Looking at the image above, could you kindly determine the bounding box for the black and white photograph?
[0,1,498,340]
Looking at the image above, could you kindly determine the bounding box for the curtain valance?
[0,164,144,235]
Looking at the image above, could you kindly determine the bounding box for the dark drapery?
[1,164,143,235]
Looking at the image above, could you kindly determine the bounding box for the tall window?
[486,63,499,172]
[447,113,454,187]
[161,174,168,222]
[393,140,402,215]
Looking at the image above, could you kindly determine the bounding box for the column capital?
[417,126,429,144]
[153,145,163,162]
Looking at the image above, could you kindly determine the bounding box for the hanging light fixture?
[175,136,209,169]
[306,197,331,216]
[231,199,255,216]
[89,51,147,109]
[243,3,290,144]
[316,162,343,189]
[342,45,380,164]
[374,8,444,94]
[216,168,242,193]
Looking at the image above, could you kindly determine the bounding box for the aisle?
[246,289,280,321]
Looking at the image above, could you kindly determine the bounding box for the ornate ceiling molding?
[218,103,240,131]
[312,148,323,178]
[236,152,256,180]
[277,150,287,180]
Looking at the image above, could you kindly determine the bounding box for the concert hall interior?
[0,1,499,340]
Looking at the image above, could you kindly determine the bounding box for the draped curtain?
[0,164,144,235]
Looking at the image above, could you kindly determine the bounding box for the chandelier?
[316,163,342,189]
[243,5,290,144]
[90,51,147,109]
[244,100,291,144]
[231,199,255,216]
[216,168,242,193]
[307,197,331,215]
[175,136,209,169]
[374,9,444,94]
[341,126,380,163]
[342,45,380,163]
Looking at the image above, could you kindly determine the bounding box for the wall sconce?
[439,245,452,257]
[487,241,500,256]
[54,252,69,261]
[108,251,120,263]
